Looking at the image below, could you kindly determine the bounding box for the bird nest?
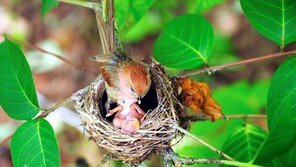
[71,63,188,164]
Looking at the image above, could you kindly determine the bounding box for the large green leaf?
[255,57,296,163]
[153,14,214,69]
[287,146,296,166]
[0,38,39,120]
[11,119,60,167]
[115,0,154,39]
[222,124,267,162]
[41,0,59,16]
[240,0,296,48]
[195,0,225,13]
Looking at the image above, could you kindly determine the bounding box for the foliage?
[0,38,39,120]
[115,0,155,40]
[222,124,267,162]
[175,79,270,166]
[195,0,225,13]
[1,0,296,166]
[255,57,296,164]
[11,119,60,167]
[153,14,214,69]
[240,0,296,49]
[41,0,58,16]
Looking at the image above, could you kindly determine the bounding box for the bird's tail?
[93,0,122,59]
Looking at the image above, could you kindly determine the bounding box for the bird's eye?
[131,87,135,92]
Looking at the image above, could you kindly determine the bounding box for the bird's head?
[128,63,151,101]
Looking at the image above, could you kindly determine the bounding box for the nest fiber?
[72,64,186,164]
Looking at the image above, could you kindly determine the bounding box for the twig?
[165,148,261,167]
[59,0,98,8]
[188,114,267,122]
[175,125,235,161]
[0,133,13,145]
[226,114,266,120]
[5,35,97,76]
[179,50,296,78]
[0,98,71,145]
[38,98,71,118]
[96,154,111,167]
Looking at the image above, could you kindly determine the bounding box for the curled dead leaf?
[178,78,223,121]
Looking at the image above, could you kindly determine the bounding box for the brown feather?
[100,66,114,87]
[128,63,150,96]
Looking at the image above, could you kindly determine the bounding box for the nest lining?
[72,64,187,164]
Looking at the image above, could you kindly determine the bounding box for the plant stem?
[226,114,266,120]
[38,98,71,118]
[220,160,261,167]
[188,114,267,122]
[0,133,13,145]
[59,0,99,9]
[175,125,235,161]
[5,35,97,76]
[165,147,261,167]
[179,50,296,78]
[0,98,71,145]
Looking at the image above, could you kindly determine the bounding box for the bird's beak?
[137,97,141,104]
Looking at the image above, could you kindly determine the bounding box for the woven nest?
[72,63,188,164]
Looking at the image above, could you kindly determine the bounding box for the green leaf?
[195,0,225,13]
[11,119,60,167]
[240,0,296,48]
[115,0,154,39]
[287,145,296,166]
[153,14,214,69]
[0,38,39,120]
[41,0,59,16]
[255,57,296,163]
[208,32,239,66]
[222,124,267,162]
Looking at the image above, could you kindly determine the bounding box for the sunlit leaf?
[255,57,296,164]
[195,0,225,13]
[0,37,39,120]
[287,146,296,166]
[41,0,59,16]
[240,0,296,48]
[11,119,60,167]
[222,124,267,162]
[153,14,214,69]
[115,0,154,39]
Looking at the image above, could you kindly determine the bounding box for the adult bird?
[91,0,151,132]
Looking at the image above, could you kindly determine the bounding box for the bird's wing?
[93,2,115,56]
[100,55,123,87]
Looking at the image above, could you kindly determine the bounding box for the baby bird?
[112,103,146,133]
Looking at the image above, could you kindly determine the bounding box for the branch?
[226,114,266,120]
[187,114,266,122]
[165,148,261,167]
[179,50,296,78]
[0,133,13,145]
[175,125,235,161]
[38,98,71,117]
[96,154,111,167]
[0,98,71,146]
[5,35,97,76]
[59,0,98,8]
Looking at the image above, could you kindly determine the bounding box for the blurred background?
[0,0,295,166]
